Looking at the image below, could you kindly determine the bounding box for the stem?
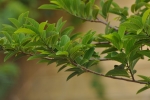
[79,17,118,30]
[127,63,135,81]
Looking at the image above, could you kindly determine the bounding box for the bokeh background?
[0,0,150,100]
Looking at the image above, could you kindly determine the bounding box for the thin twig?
[79,16,118,30]
[99,58,111,61]
[126,63,135,81]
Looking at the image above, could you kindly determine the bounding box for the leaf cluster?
[1,0,150,94]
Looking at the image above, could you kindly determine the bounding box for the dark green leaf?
[58,65,67,72]
[106,69,130,78]
[83,47,95,60]
[66,72,78,81]
[137,86,150,94]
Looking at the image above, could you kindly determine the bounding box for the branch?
[21,51,147,85]
[78,16,118,30]
[81,67,148,85]
[99,58,111,61]
[127,63,135,81]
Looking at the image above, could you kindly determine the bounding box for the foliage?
[1,0,150,94]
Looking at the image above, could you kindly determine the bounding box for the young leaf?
[56,51,68,56]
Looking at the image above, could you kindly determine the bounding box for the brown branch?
[78,16,118,30]
[81,67,148,85]
[22,51,148,85]
[127,63,135,81]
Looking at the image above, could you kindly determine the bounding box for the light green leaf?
[56,17,66,32]
[142,9,150,24]
[8,18,20,28]
[61,26,74,36]
[118,26,126,38]
[60,35,70,47]
[15,28,36,34]
[39,4,61,10]
[56,51,68,56]
[39,21,48,33]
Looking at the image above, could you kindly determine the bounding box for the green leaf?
[102,0,113,18]
[70,51,84,60]
[61,26,74,36]
[27,18,39,28]
[14,28,36,34]
[106,69,130,78]
[67,72,78,81]
[60,35,70,47]
[2,31,12,43]
[138,50,150,58]
[58,65,67,72]
[39,21,47,33]
[142,9,150,24]
[8,18,20,28]
[69,44,82,55]
[4,51,18,62]
[56,17,66,32]
[101,47,117,54]
[18,11,29,26]
[118,26,126,38]
[39,4,61,10]
[82,31,95,44]
[138,75,150,82]
[56,51,68,56]
[83,47,95,60]
[137,86,150,94]
[84,0,94,18]
[92,7,99,20]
